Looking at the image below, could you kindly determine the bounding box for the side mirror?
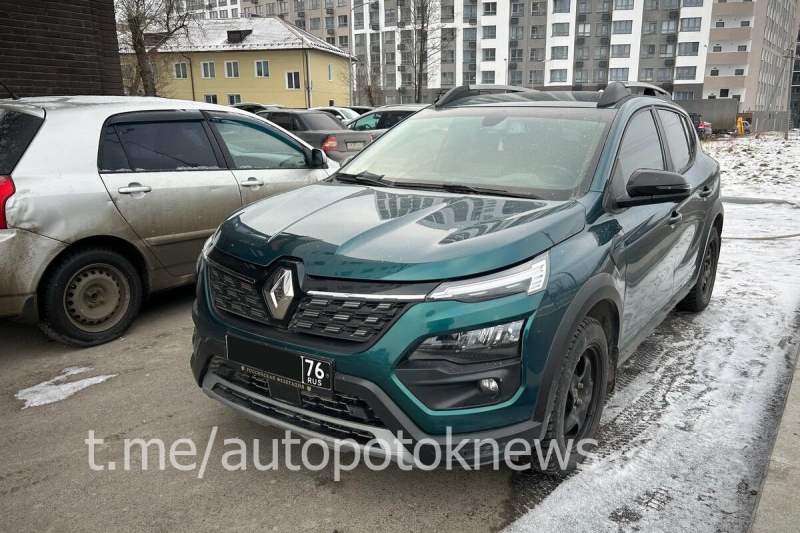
[309,148,327,169]
[618,169,690,207]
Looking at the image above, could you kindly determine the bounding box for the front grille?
[288,296,406,343]
[210,357,385,428]
[208,264,270,324]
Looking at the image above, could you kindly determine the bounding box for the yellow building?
[122,17,352,108]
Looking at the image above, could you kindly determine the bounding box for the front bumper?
[0,229,66,321]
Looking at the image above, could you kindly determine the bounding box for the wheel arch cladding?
[533,273,622,426]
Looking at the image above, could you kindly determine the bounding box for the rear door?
[98,111,242,277]
[206,111,329,206]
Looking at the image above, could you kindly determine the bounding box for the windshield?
[335,108,360,121]
[301,112,346,131]
[342,106,614,200]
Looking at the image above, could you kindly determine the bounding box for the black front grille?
[208,265,270,324]
[288,297,406,343]
[210,357,385,428]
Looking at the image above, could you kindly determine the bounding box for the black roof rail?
[598,81,672,108]
[434,85,535,108]
[621,81,672,99]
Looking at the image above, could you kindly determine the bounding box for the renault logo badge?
[264,268,294,320]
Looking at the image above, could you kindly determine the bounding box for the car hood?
[214,183,586,281]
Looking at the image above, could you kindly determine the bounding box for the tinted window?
[210,116,306,170]
[0,109,44,174]
[618,110,664,181]
[377,111,411,129]
[299,112,346,131]
[100,126,130,171]
[351,112,382,131]
[115,121,219,171]
[268,112,295,130]
[657,110,691,171]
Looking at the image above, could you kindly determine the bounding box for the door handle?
[699,186,713,198]
[240,178,265,187]
[118,184,152,194]
[669,211,683,225]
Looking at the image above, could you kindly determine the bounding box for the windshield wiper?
[396,181,541,200]
[333,171,393,188]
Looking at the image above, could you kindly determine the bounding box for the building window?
[254,60,270,78]
[483,2,497,15]
[576,46,589,60]
[463,72,477,84]
[734,68,744,75]
[640,68,654,81]
[442,72,455,85]
[597,22,610,36]
[482,25,497,39]
[683,0,703,5]
[550,69,567,83]
[384,8,396,23]
[658,67,673,81]
[737,45,747,52]
[740,20,750,27]
[338,15,347,27]
[720,89,729,97]
[578,23,591,37]
[483,48,496,61]
[203,94,218,104]
[613,20,632,34]
[530,25,545,39]
[611,44,630,58]
[286,71,301,89]
[662,20,677,34]
[663,0,679,8]
[529,70,544,84]
[553,0,570,13]
[464,50,477,63]
[295,19,306,29]
[225,61,239,78]
[715,20,724,28]
[659,43,674,57]
[327,64,333,81]
[201,61,216,78]
[614,0,634,9]
[481,71,495,84]
[593,69,607,83]
[594,46,608,59]
[641,44,656,58]
[643,21,657,35]
[552,23,570,36]
[510,49,523,62]
[578,0,591,12]
[675,66,696,79]
[530,48,545,61]
[709,68,719,76]
[464,4,478,18]
[574,69,588,82]
[511,3,526,16]
[339,35,349,47]
[551,46,568,60]
[678,42,699,56]
[227,94,242,105]
[531,2,545,15]
[325,16,334,29]
[645,0,658,9]
[174,62,188,79]
[509,70,523,85]
[712,44,722,52]
[610,68,629,81]
[442,49,456,63]
[510,25,525,39]
[325,37,335,45]
[680,18,701,32]
[674,91,694,100]
[310,17,321,30]
[598,0,611,11]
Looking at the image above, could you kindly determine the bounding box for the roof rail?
[598,81,672,108]
[621,82,672,99]
[434,85,535,108]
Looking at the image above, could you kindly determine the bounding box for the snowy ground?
[506,134,800,532]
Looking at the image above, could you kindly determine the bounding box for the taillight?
[321,135,338,151]
[0,175,15,230]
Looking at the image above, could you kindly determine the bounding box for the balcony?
[703,75,747,89]
[709,26,752,41]
[711,1,755,17]
[705,51,749,66]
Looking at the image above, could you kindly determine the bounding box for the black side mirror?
[309,148,327,169]
[618,169,690,207]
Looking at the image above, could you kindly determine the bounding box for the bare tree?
[116,0,196,96]
[402,0,457,103]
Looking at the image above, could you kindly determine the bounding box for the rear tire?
[677,227,720,312]
[533,317,608,475]
[39,247,143,347]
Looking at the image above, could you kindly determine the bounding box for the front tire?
[39,247,143,347]
[534,316,608,475]
[677,226,720,312]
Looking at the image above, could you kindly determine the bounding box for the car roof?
[372,104,427,111]
[0,95,249,117]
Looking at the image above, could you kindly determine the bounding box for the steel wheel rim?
[700,238,718,298]
[563,345,602,442]
[63,263,131,333]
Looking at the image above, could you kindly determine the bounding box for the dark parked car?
[231,102,285,114]
[193,83,722,472]
[345,104,426,139]
[258,109,372,161]
[346,105,374,115]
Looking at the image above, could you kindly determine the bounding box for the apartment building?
[791,27,800,127]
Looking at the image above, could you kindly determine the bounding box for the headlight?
[408,320,523,364]
[426,253,549,303]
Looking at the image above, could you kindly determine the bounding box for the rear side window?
[657,110,691,171]
[111,121,219,171]
[268,113,295,130]
[618,110,664,181]
[299,112,345,130]
[0,109,44,174]
[100,126,130,171]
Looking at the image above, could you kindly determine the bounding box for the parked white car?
[0,96,337,346]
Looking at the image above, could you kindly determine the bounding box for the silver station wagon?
[0,96,336,346]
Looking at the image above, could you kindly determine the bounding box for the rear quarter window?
[109,121,219,172]
[0,109,44,174]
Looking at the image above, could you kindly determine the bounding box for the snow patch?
[15,367,118,409]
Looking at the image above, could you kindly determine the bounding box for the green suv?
[191,83,723,470]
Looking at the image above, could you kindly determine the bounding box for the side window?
[617,109,665,183]
[657,109,691,171]
[352,112,381,131]
[268,113,295,131]
[209,117,307,170]
[377,112,408,129]
[114,121,219,171]
[100,126,130,171]
[681,114,697,153]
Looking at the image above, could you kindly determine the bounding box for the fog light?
[479,378,500,397]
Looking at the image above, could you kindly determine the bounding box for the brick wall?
[0,0,123,97]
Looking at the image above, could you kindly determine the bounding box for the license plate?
[346,142,365,150]
[226,335,332,395]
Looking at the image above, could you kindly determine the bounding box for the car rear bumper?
[0,229,66,320]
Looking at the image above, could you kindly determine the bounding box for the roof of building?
[119,16,351,59]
